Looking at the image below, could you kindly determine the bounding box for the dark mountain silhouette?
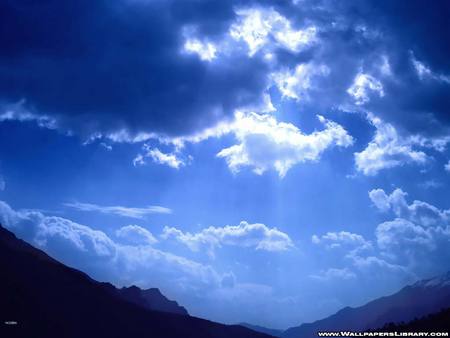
[377,307,450,331]
[240,322,283,337]
[282,272,450,338]
[117,285,189,316]
[0,225,273,338]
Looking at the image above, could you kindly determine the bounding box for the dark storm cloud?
[0,0,267,138]
[284,0,450,137]
[347,0,450,136]
[1,0,449,140]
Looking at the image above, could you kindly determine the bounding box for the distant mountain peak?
[412,271,450,288]
[118,285,189,316]
[282,271,450,338]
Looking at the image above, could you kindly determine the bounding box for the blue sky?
[1,0,450,330]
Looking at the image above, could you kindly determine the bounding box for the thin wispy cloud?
[64,202,172,219]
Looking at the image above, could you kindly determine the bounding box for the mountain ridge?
[0,224,273,338]
[282,272,450,338]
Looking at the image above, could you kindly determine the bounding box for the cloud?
[0,199,294,325]
[2,0,450,148]
[0,101,57,130]
[369,188,450,227]
[184,38,218,61]
[411,53,450,84]
[309,268,356,281]
[376,218,435,251]
[217,112,353,177]
[229,7,317,56]
[162,221,293,256]
[445,161,450,172]
[312,231,372,253]
[64,202,172,219]
[355,114,428,175]
[0,0,271,139]
[272,63,330,101]
[418,180,442,190]
[347,73,384,105]
[367,188,450,271]
[313,187,450,279]
[0,200,222,292]
[133,146,187,169]
[115,225,158,246]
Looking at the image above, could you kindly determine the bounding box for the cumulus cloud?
[0,199,293,325]
[367,188,450,271]
[272,63,330,101]
[355,114,428,175]
[376,218,435,251]
[133,145,187,169]
[230,7,317,56]
[217,112,353,177]
[369,188,450,227]
[347,73,384,105]
[184,39,218,61]
[116,225,158,246]
[64,202,172,219]
[312,231,372,253]
[162,221,293,256]
[0,200,222,292]
[312,187,450,279]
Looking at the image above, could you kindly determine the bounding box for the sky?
[1,0,450,330]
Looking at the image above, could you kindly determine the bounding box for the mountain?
[282,272,450,338]
[0,225,273,338]
[240,323,283,337]
[117,285,189,316]
[378,307,450,331]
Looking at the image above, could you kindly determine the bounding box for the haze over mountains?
[282,272,450,338]
[0,225,272,338]
[1,223,449,338]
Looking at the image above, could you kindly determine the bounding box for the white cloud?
[379,55,392,77]
[418,179,442,190]
[0,200,222,292]
[162,221,293,256]
[272,63,330,101]
[349,255,409,277]
[355,114,428,175]
[64,201,172,219]
[347,73,384,105]
[0,100,57,129]
[369,188,450,227]
[445,161,450,172]
[100,142,112,151]
[367,188,450,269]
[311,188,450,283]
[230,8,317,56]
[116,225,158,246]
[217,112,353,177]
[133,146,186,169]
[411,53,450,84]
[312,231,372,252]
[309,267,356,281]
[376,218,435,251]
[184,39,217,61]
